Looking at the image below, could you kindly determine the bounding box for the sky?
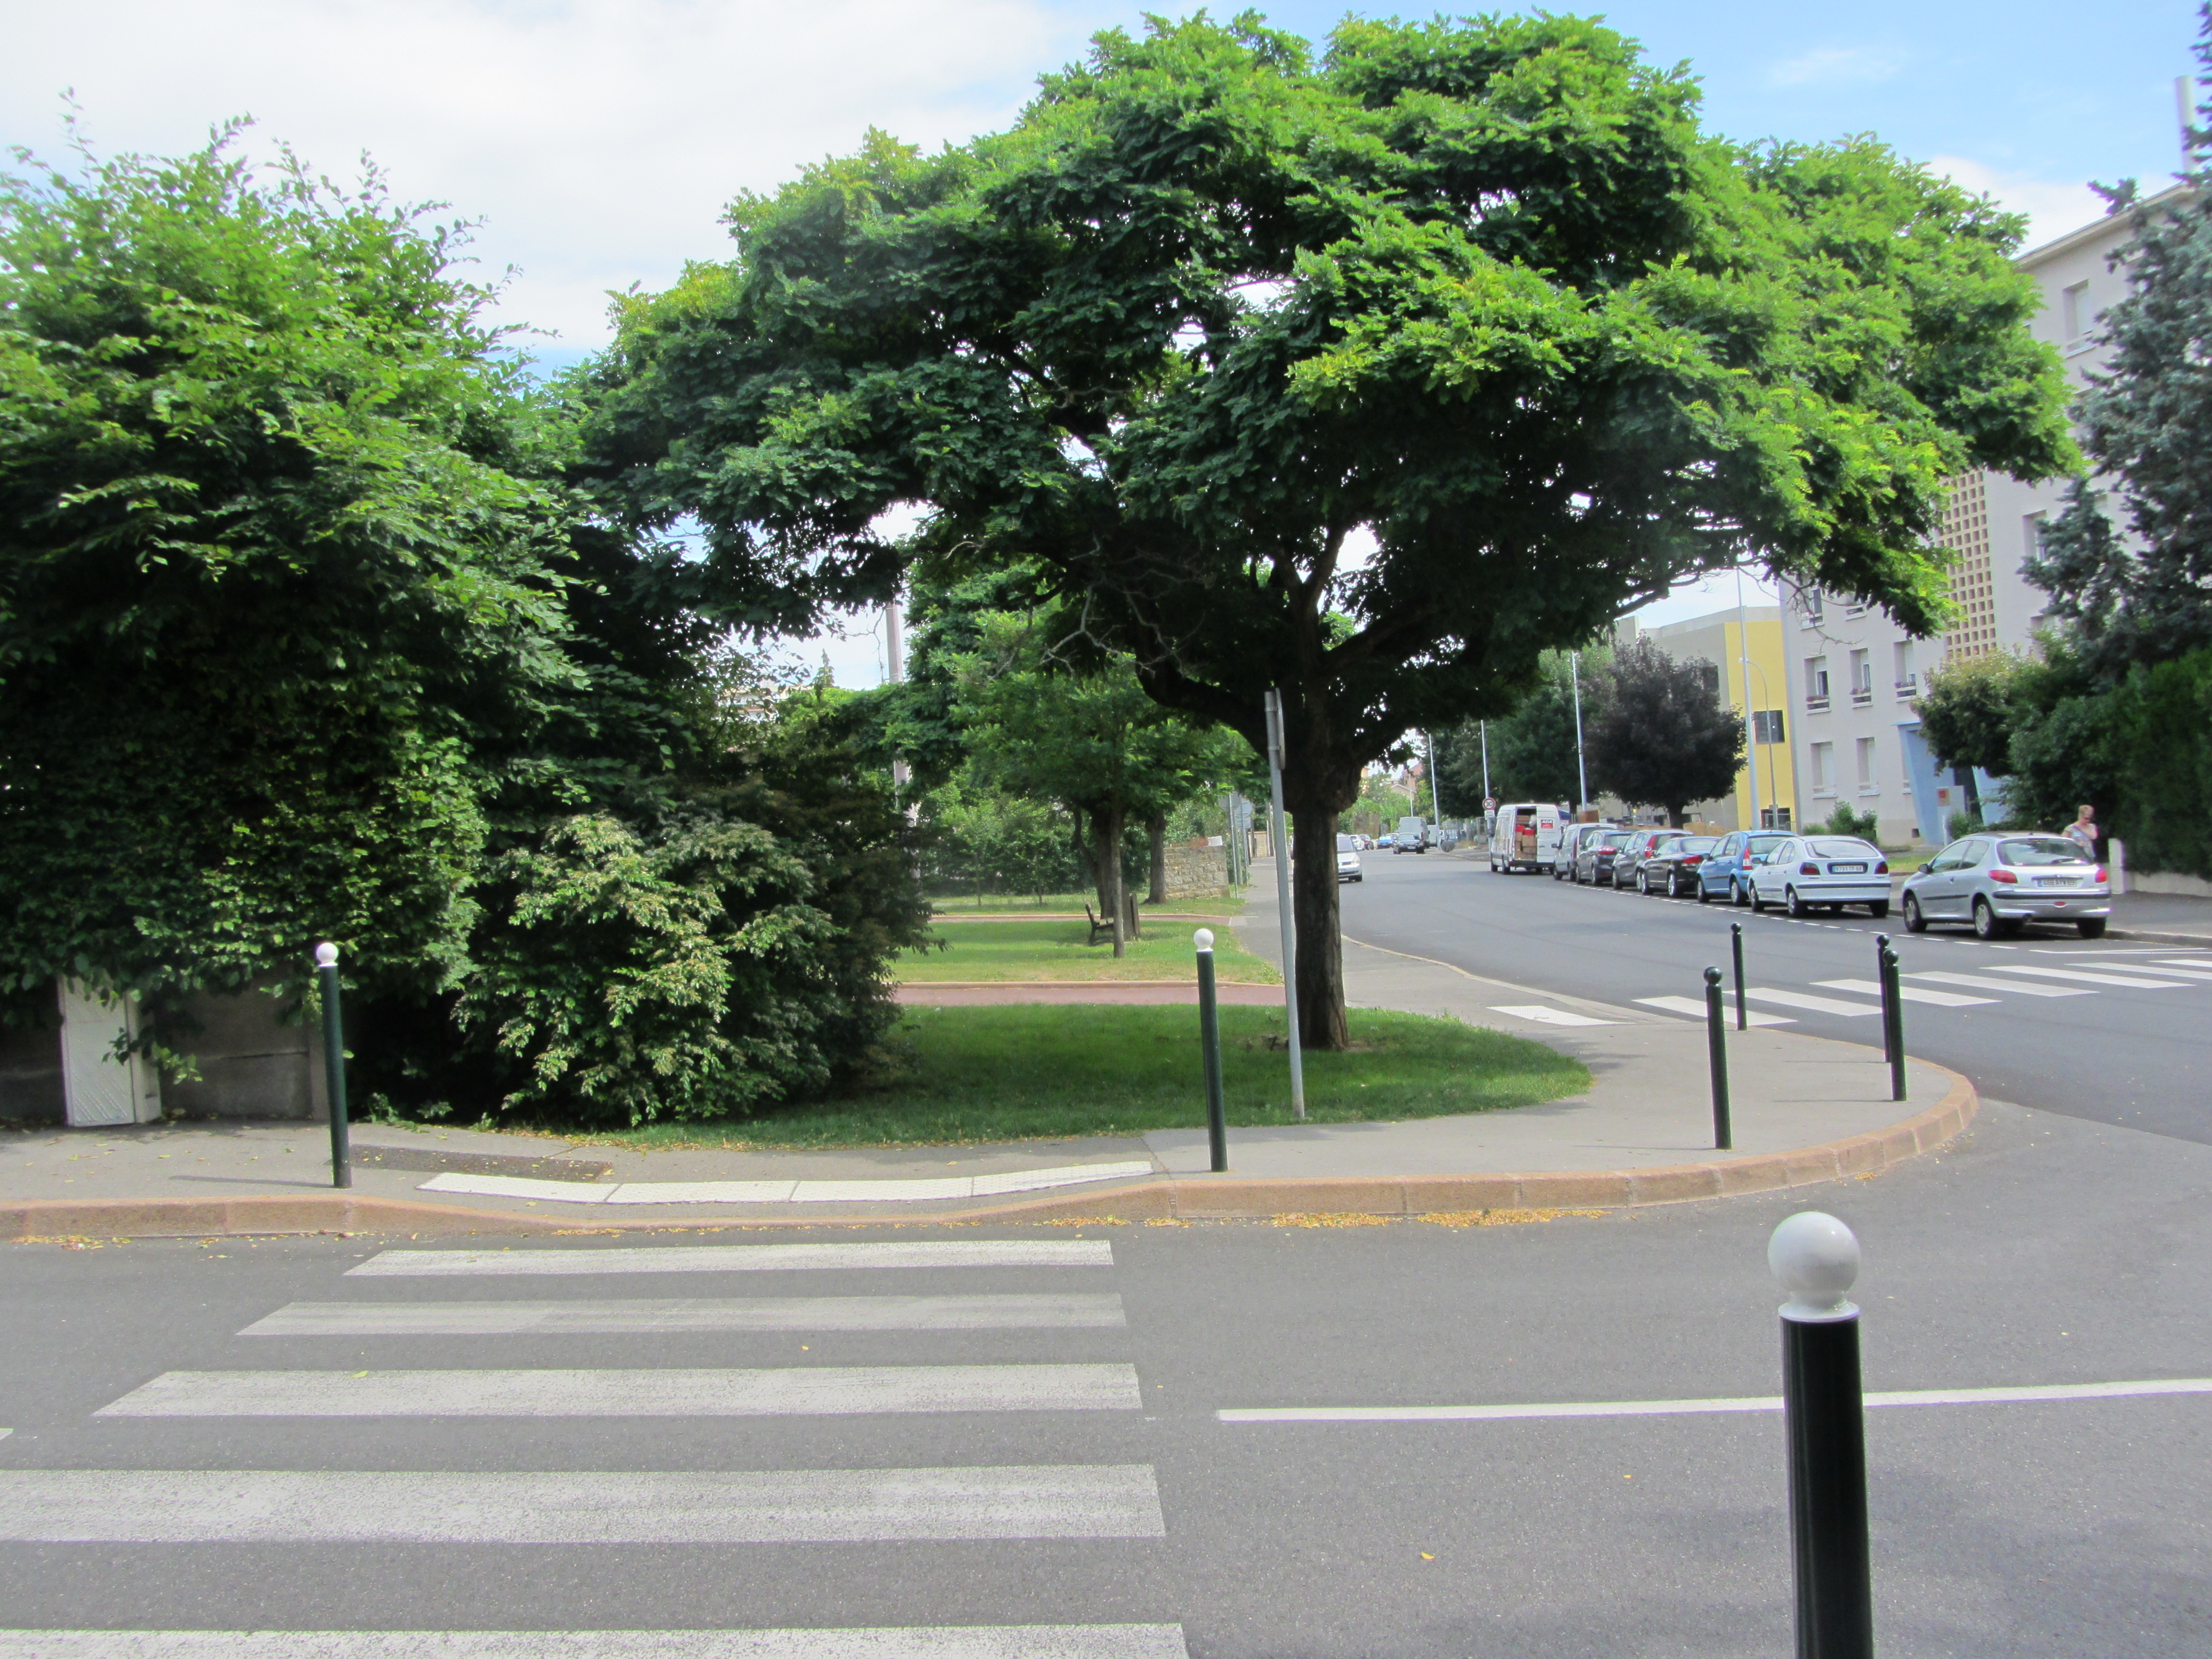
[7,0,2199,682]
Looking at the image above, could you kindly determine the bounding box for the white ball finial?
[1768,1211,1861,1321]
[314,942,340,969]
[1193,928,1215,953]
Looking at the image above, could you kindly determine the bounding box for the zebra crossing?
[1,1236,1185,1656]
[1636,948,2212,1026]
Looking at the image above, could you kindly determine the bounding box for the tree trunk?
[1288,805,1351,1051]
[1146,811,1168,905]
[1091,805,1128,957]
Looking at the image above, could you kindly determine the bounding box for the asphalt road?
[1341,850,2212,1144]
[3,1097,2208,1658]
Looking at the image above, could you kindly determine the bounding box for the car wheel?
[2077,917,2106,938]
[1866,900,1889,919]
[1973,896,1999,940]
[1750,883,1766,912]
[1786,885,1808,918]
[1902,893,1926,933]
[1636,869,1650,895]
[1729,878,1744,907]
[1695,878,1710,904]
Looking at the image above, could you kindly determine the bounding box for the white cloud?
[3,0,1084,349]
[1930,154,2106,248]
[1765,46,1905,89]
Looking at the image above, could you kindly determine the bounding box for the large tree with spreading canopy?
[583,11,2075,1048]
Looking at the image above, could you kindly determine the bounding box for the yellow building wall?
[1721,618,1798,830]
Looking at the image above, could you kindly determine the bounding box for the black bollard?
[1769,1212,1874,1659]
[1731,921,1747,1031]
[1875,936,1906,1103]
[1196,929,1228,1172]
[315,942,352,1190]
[1704,964,1732,1151]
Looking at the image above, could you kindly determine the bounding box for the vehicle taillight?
[1799,861,1820,876]
[1989,868,2017,884]
[2095,865,2109,883]
[1683,854,1704,865]
[1875,861,1888,875]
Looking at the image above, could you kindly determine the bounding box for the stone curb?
[0,1066,1975,1242]
[2106,927,2212,948]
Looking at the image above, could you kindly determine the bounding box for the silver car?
[1747,834,1890,917]
[1900,833,2111,940]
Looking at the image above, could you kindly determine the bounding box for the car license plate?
[1828,862,1866,874]
[2036,876,2079,887]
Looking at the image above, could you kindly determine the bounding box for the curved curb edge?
[0,1066,1975,1241]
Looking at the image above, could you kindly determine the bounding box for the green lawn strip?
[568,1005,1590,1150]
[928,890,1246,917]
[900,917,1279,983]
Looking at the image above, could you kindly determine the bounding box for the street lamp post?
[1570,652,1588,812]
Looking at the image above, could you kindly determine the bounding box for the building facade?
[1614,604,1797,831]
[1780,189,2184,846]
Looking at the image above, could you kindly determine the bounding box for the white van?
[1488,802,1566,874]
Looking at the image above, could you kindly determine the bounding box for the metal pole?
[1731,921,1747,1032]
[1480,720,1491,802]
[886,587,910,796]
[1877,936,1906,1102]
[1704,965,1732,1151]
[1770,1212,1874,1659]
[315,942,351,1190]
[1196,929,1228,1172]
[1263,690,1307,1121]
[1571,652,1588,812]
[1737,567,1762,831]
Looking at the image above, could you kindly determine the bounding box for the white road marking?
[241,1294,1129,1337]
[1905,971,2091,998]
[1634,995,1793,1026]
[1741,988,1882,1018]
[348,1241,1116,1277]
[1487,1004,1615,1026]
[1217,1376,2212,1423]
[416,1164,1156,1207]
[2122,963,2212,981]
[1814,978,1995,1008]
[0,1630,1191,1659]
[0,1466,1167,1542]
[1982,964,2193,990]
[96,1365,1142,1418]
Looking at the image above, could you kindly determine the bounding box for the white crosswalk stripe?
[347,1241,1115,1277]
[242,1293,1129,1337]
[1981,964,2194,990]
[1814,978,1994,1007]
[1741,987,1882,1017]
[0,1630,1191,1658]
[1905,971,2091,998]
[0,1466,1166,1543]
[1634,994,1792,1025]
[97,1364,1142,1418]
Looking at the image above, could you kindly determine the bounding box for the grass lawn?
[1880,847,1934,874]
[900,916,1279,983]
[569,1005,1590,1150]
[927,890,1246,917]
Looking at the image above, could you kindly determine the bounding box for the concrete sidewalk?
[1,884,1972,1238]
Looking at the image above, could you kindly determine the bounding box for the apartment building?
[1781,186,2185,846]
[1619,606,1797,831]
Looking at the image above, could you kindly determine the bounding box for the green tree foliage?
[1913,651,2037,775]
[585,13,2074,1046]
[0,128,571,1015]
[1584,640,1744,825]
[1438,649,1606,811]
[916,776,1086,903]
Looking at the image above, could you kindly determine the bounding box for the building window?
[1892,640,1916,693]
[1806,657,1830,707]
[1810,740,1834,796]
[1849,649,1872,705]
[1803,588,1824,622]
[1856,736,1879,794]
[1751,709,1786,744]
[2062,280,2092,345]
[2025,512,2049,560]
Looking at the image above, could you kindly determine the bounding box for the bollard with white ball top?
[1194,928,1228,1172]
[1770,1211,1872,1659]
[314,942,352,1190]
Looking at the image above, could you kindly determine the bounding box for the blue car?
[1698,830,1798,906]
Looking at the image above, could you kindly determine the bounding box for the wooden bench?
[1083,904,1115,945]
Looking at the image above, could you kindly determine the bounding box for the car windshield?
[1677,837,1719,853]
[2000,837,2092,866]
[1809,839,1877,859]
[1601,832,1631,848]
[1337,834,1357,851]
[1748,836,1792,853]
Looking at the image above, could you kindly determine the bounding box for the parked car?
[1376,833,1396,849]
[1335,834,1364,884]
[1396,815,1429,853]
[1639,834,1720,897]
[1698,830,1798,906]
[1747,835,1890,917]
[1900,833,2111,938]
[1574,828,1634,886]
[1489,801,1566,873]
[1611,828,1682,890]
[1554,822,1609,881]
